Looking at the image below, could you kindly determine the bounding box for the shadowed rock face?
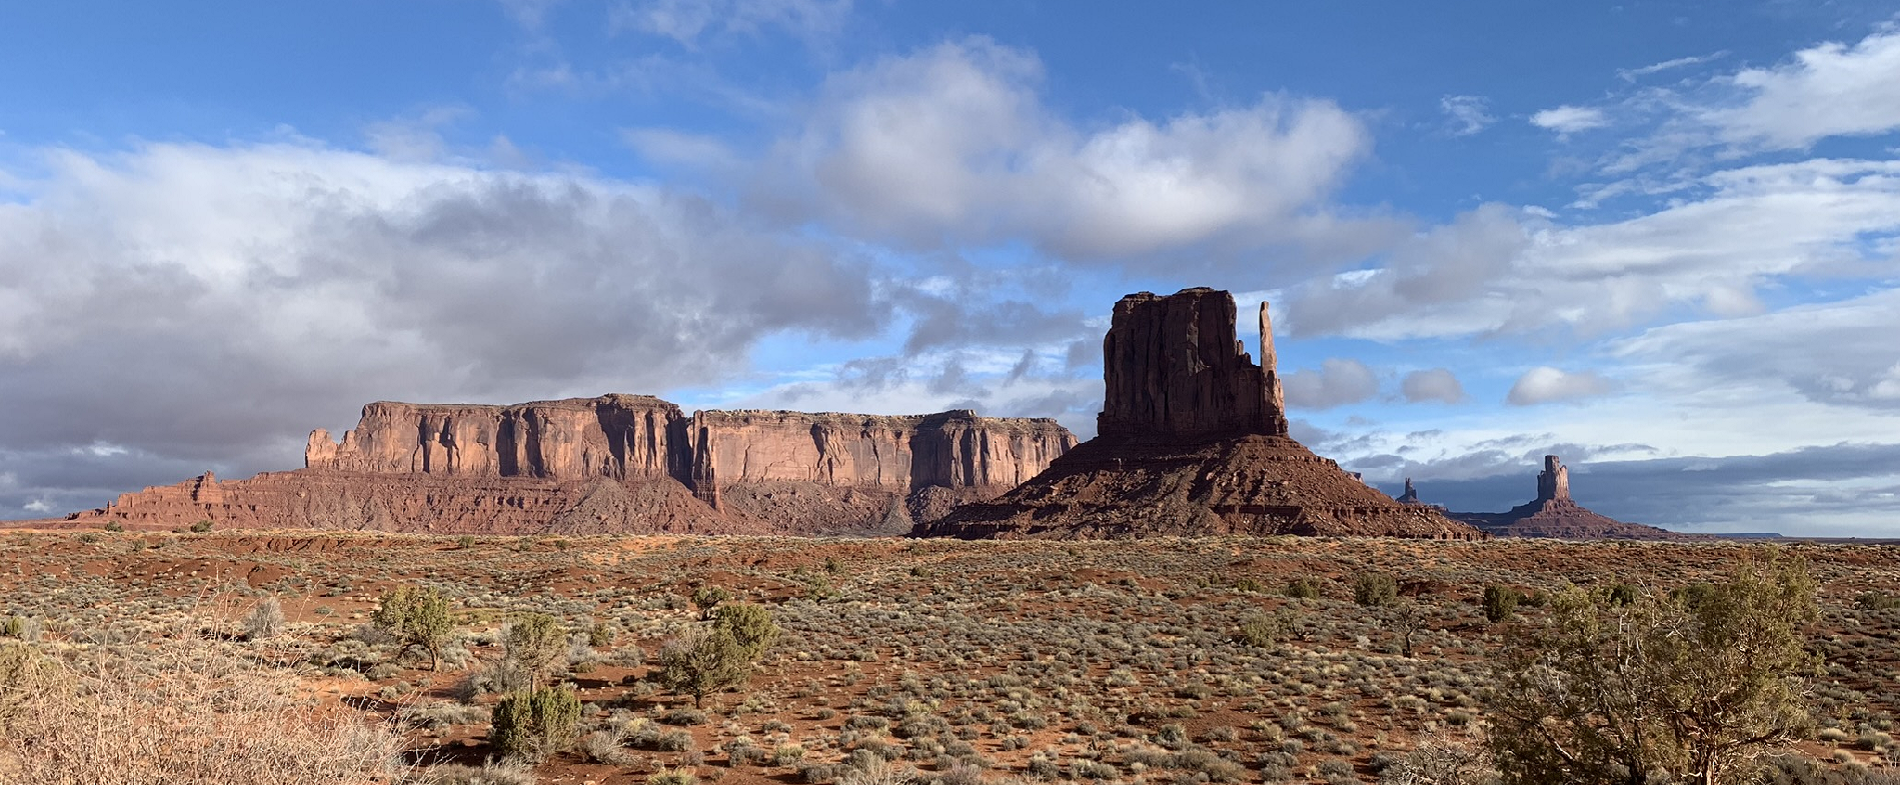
[1446,455,1685,540]
[1098,288,1289,439]
[55,397,1075,535]
[922,288,1484,540]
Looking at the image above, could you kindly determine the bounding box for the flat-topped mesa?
[1536,455,1571,503]
[1097,288,1289,440]
[306,395,686,482]
[686,409,1076,509]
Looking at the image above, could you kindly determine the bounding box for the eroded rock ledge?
[62,398,1076,535]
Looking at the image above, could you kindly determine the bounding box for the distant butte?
[919,288,1484,540]
[1443,455,1685,540]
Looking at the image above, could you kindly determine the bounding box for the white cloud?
[1440,95,1494,135]
[1617,52,1726,82]
[1614,288,1900,411]
[1289,158,1900,340]
[1530,105,1609,134]
[1706,27,1900,149]
[1507,367,1615,405]
[0,140,891,478]
[1283,358,1380,409]
[1400,368,1467,404]
[747,37,1388,265]
[610,0,853,47]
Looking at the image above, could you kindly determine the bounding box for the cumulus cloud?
[747,37,1389,265]
[1506,367,1615,405]
[1400,368,1467,404]
[1282,358,1380,409]
[1530,105,1610,134]
[1439,95,1495,135]
[0,140,893,514]
[1706,26,1900,149]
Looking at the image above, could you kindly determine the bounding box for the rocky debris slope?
[56,399,1074,535]
[920,288,1484,540]
[1447,456,1683,540]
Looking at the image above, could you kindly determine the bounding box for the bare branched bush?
[0,636,406,784]
[245,596,286,640]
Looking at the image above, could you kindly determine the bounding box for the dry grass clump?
[0,633,405,784]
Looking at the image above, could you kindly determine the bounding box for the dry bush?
[0,635,406,784]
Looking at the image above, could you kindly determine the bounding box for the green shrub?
[692,586,732,620]
[490,685,581,761]
[371,586,456,670]
[103,521,124,533]
[1855,591,1900,611]
[1482,585,1520,623]
[1353,573,1399,607]
[1236,611,1281,648]
[189,519,213,533]
[1284,578,1322,599]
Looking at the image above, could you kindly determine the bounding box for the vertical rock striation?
[1097,288,1288,439]
[60,395,1074,535]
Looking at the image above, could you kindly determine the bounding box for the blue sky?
[2,1,1899,534]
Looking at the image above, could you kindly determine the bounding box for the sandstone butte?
[1424,455,1687,540]
[54,396,1076,535]
[919,288,1485,540]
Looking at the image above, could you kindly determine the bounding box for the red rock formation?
[921,288,1483,540]
[688,409,1075,530]
[1098,289,1289,439]
[1446,455,1684,539]
[56,396,1074,535]
[306,395,684,481]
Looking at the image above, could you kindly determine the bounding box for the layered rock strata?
[921,288,1484,540]
[60,398,1074,535]
[1448,455,1681,540]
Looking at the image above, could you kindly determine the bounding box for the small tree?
[715,602,780,659]
[1486,553,1819,785]
[1482,585,1520,623]
[692,586,731,620]
[371,586,456,670]
[189,520,213,533]
[1354,572,1399,607]
[658,626,746,709]
[1384,601,1430,657]
[504,613,568,682]
[491,685,581,761]
[659,603,780,708]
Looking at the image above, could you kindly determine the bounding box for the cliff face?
[688,409,1074,492]
[924,288,1484,541]
[61,396,1074,535]
[306,395,685,482]
[1098,288,1288,439]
